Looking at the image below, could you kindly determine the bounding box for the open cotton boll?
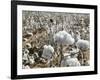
[66,36,75,45]
[54,30,75,45]
[62,57,80,67]
[42,45,54,60]
[76,39,89,50]
[61,53,70,67]
[65,58,81,66]
[61,53,80,67]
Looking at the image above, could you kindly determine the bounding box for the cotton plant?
[76,38,89,65]
[40,45,54,66]
[53,30,75,66]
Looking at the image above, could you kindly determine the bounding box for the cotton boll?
[61,53,70,67]
[66,36,75,45]
[61,31,75,45]
[65,58,80,66]
[54,30,75,45]
[61,53,80,67]
[42,45,54,60]
[28,55,35,64]
[76,39,89,50]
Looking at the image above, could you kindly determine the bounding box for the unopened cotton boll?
[76,39,89,50]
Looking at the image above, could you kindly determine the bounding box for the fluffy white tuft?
[54,30,75,45]
[42,45,54,60]
[61,56,80,67]
[76,39,89,50]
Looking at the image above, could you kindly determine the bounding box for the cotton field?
[22,11,90,69]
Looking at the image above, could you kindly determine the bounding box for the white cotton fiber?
[54,30,75,45]
[65,58,80,66]
[76,39,89,50]
[42,45,54,60]
[61,56,80,67]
